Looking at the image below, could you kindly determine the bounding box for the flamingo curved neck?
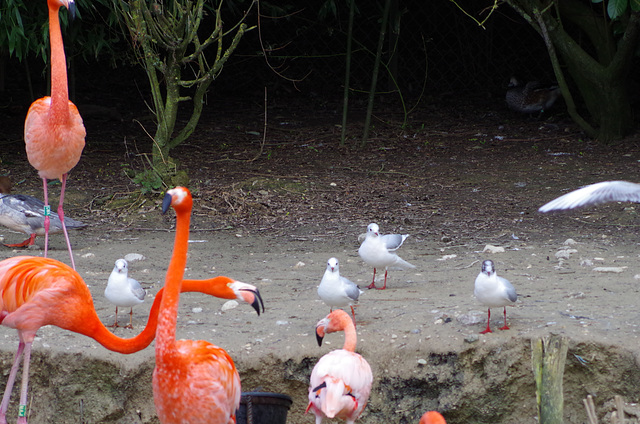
[342,324,357,352]
[156,207,191,354]
[48,1,70,116]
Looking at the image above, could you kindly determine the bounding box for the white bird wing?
[340,276,362,302]
[380,233,408,251]
[129,277,146,301]
[539,181,640,212]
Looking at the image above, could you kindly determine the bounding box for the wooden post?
[532,334,569,424]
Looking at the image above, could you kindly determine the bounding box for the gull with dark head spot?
[474,260,517,334]
[358,223,415,290]
[105,259,146,328]
[318,257,362,325]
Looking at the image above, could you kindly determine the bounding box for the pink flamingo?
[0,255,263,424]
[420,411,447,424]
[24,0,86,268]
[307,309,373,424]
[153,187,246,423]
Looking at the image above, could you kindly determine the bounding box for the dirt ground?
[1,90,640,423]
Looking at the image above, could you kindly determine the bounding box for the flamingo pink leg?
[43,174,76,269]
[498,307,510,331]
[0,343,25,424]
[16,343,32,424]
[480,308,492,334]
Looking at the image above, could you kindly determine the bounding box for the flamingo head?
[162,186,192,215]
[230,281,265,316]
[50,0,76,17]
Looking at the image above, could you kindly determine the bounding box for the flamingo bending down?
[24,0,86,269]
[0,255,263,424]
[419,411,447,424]
[0,176,85,248]
[154,187,248,423]
[307,309,373,424]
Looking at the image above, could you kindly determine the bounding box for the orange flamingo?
[0,255,263,424]
[419,411,447,424]
[24,0,86,269]
[153,187,246,423]
[307,309,373,424]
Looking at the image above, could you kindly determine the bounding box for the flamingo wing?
[308,349,373,422]
[153,339,241,424]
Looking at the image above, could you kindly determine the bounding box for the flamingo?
[154,187,246,423]
[0,255,263,424]
[358,223,415,290]
[318,257,362,325]
[306,309,373,424]
[0,176,85,248]
[419,411,447,424]
[474,259,517,334]
[539,181,640,212]
[24,0,86,269]
[105,259,146,328]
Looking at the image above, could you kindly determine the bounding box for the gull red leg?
[3,234,37,248]
[498,307,510,331]
[377,270,389,290]
[366,268,377,289]
[480,308,492,334]
[350,306,357,329]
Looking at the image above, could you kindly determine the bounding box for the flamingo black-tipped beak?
[67,0,77,19]
[162,192,172,214]
[240,288,265,316]
[315,328,324,347]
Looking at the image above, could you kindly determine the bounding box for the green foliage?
[592,0,640,19]
[0,0,126,65]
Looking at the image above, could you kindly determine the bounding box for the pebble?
[221,300,239,311]
[124,253,145,262]
[592,266,625,273]
[483,245,505,254]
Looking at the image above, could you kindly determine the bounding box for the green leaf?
[607,0,628,18]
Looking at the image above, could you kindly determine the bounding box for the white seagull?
[358,223,415,290]
[105,259,146,328]
[318,257,363,325]
[539,181,640,212]
[474,259,517,334]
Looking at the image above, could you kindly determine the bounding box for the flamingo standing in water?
[154,187,246,423]
[24,0,86,269]
[307,309,373,424]
[419,411,446,424]
[0,255,263,424]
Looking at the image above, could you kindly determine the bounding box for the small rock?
[555,249,578,259]
[192,307,203,313]
[417,359,427,365]
[221,300,239,311]
[563,238,578,245]
[124,253,146,262]
[457,311,485,326]
[593,266,625,273]
[464,334,479,343]
[483,245,505,254]
[437,254,457,261]
[294,261,306,268]
[276,320,289,326]
[81,252,95,258]
[580,259,594,267]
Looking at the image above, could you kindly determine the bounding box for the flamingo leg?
[0,343,25,423]
[498,307,510,331]
[366,268,377,290]
[16,342,32,424]
[57,173,76,270]
[3,235,37,248]
[480,308,492,334]
[42,178,50,260]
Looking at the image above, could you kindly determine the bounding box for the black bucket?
[237,392,293,424]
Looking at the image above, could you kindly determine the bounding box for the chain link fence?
[222,0,565,103]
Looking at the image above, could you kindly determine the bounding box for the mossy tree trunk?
[506,0,639,142]
[118,0,251,190]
